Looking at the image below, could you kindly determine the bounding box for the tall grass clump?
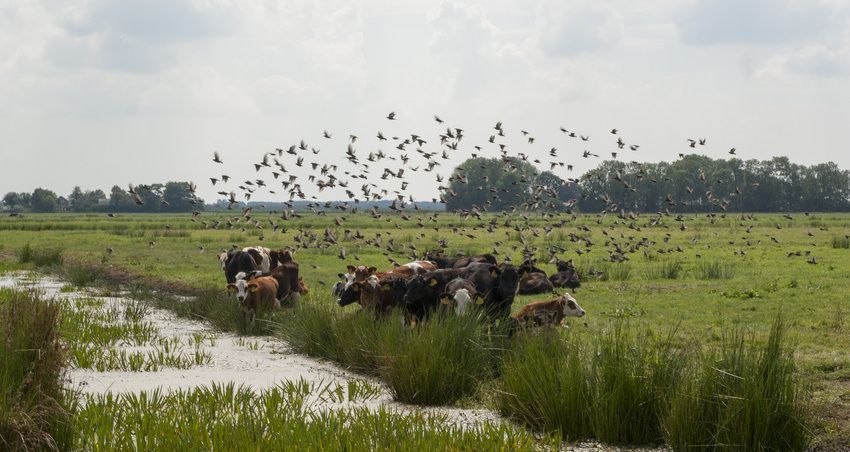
[831,236,850,249]
[499,322,686,446]
[643,259,684,280]
[16,244,63,267]
[0,290,75,451]
[590,324,686,445]
[279,306,499,406]
[695,260,736,280]
[665,318,810,451]
[379,312,495,405]
[499,329,592,440]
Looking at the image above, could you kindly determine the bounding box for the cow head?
[227,279,259,303]
[403,275,440,307]
[337,281,362,307]
[555,259,575,273]
[560,293,585,318]
[444,288,472,315]
[218,252,230,271]
[347,265,377,282]
[495,265,520,303]
[332,271,355,298]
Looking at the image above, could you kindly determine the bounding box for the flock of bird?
[92,112,832,271]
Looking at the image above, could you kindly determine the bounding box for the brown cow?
[518,272,556,295]
[388,260,438,277]
[512,292,585,328]
[270,258,301,306]
[227,276,279,329]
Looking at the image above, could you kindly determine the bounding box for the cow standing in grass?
[227,275,279,329]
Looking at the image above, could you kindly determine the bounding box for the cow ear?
[522,271,528,278]
[226,283,236,292]
[248,283,259,292]
[347,265,356,272]
[429,278,438,287]
[368,266,377,274]
[440,296,450,305]
[490,270,497,278]
[475,296,484,305]
[337,273,345,279]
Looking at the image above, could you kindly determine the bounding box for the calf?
[439,278,478,316]
[337,273,407,316]
[227,276,280,329]
[332,270,355,298]
[512,292,585,328]
[425,252,498,269]
[549,260,580,289]
[518,272,555,295]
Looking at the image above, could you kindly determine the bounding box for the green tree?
[445,157,538,211]
[31,188,57,212]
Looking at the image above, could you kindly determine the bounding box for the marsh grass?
[642,259,684,280]
[695,260,736,280]
[0,289,75,451]
[665,318,810,451]
[499,323,686,445]
[74,381,545,450]
[831,236,850,249]
[17,243,63,267]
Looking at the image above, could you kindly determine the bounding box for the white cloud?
[755,43,850,79]
[535,0,624,56]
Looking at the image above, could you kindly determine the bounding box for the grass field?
[1,211,848,449]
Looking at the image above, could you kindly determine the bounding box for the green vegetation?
[0,290,75,451]
[0,211,847,448]
[75,381,547,451]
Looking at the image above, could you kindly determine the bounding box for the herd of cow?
[220,246,586,330]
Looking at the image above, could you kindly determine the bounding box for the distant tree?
[163,181,203,211]
[445,157,538,211]
[31,188,57,212]
[2,192,20,210]
[109,185,134,211]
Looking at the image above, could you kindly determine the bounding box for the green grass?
[831,236,850,249]
[665,318,810,451]
[0,289,76,451]
[74,380,548,451]
[0,212,847,447]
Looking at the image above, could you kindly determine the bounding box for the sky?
[1,0,848,203]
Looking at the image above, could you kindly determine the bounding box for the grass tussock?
[665,318,810,451]
[643,259,684,280]
[17,243,63,267]
[278,305,502,406]
[695,260,736,280]
[0,289,75,451]
[831,236,850,249]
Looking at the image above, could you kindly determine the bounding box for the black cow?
[224,251,259,283]
[549,260,581,290]
[518,272,555,294]
[270,260,300,303]
[460,263,520,319]
[402,268,464,322]
[425,252,498,269]
[517,259,546,276]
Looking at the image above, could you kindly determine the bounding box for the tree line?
[2,182,203,213]
[445,155,850,213]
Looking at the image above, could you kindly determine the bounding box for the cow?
[268,248,295,270]
[243,246,272,273]
[222,250,259,283]
[270,258,301,306]
[337,272,407,317]
[425,252,498,269]
[549,260,581,290]
[402,268,465,322]
[512,292,585,328]
[389,260,438,277]
[439,278,478,316]
[347,265,379,282]
[460,263,520,320]
[332,270,355,298]
[226,275,280,329]
[518,272,555,294]
[517,259,547,276]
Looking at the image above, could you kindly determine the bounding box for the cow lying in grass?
[512,292,585,328]
[227,275,280,330]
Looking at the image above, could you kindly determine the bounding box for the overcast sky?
[1,0,848,203]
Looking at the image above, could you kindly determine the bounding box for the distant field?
[1,211,849,448]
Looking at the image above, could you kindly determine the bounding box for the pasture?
[2,211,849,449]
